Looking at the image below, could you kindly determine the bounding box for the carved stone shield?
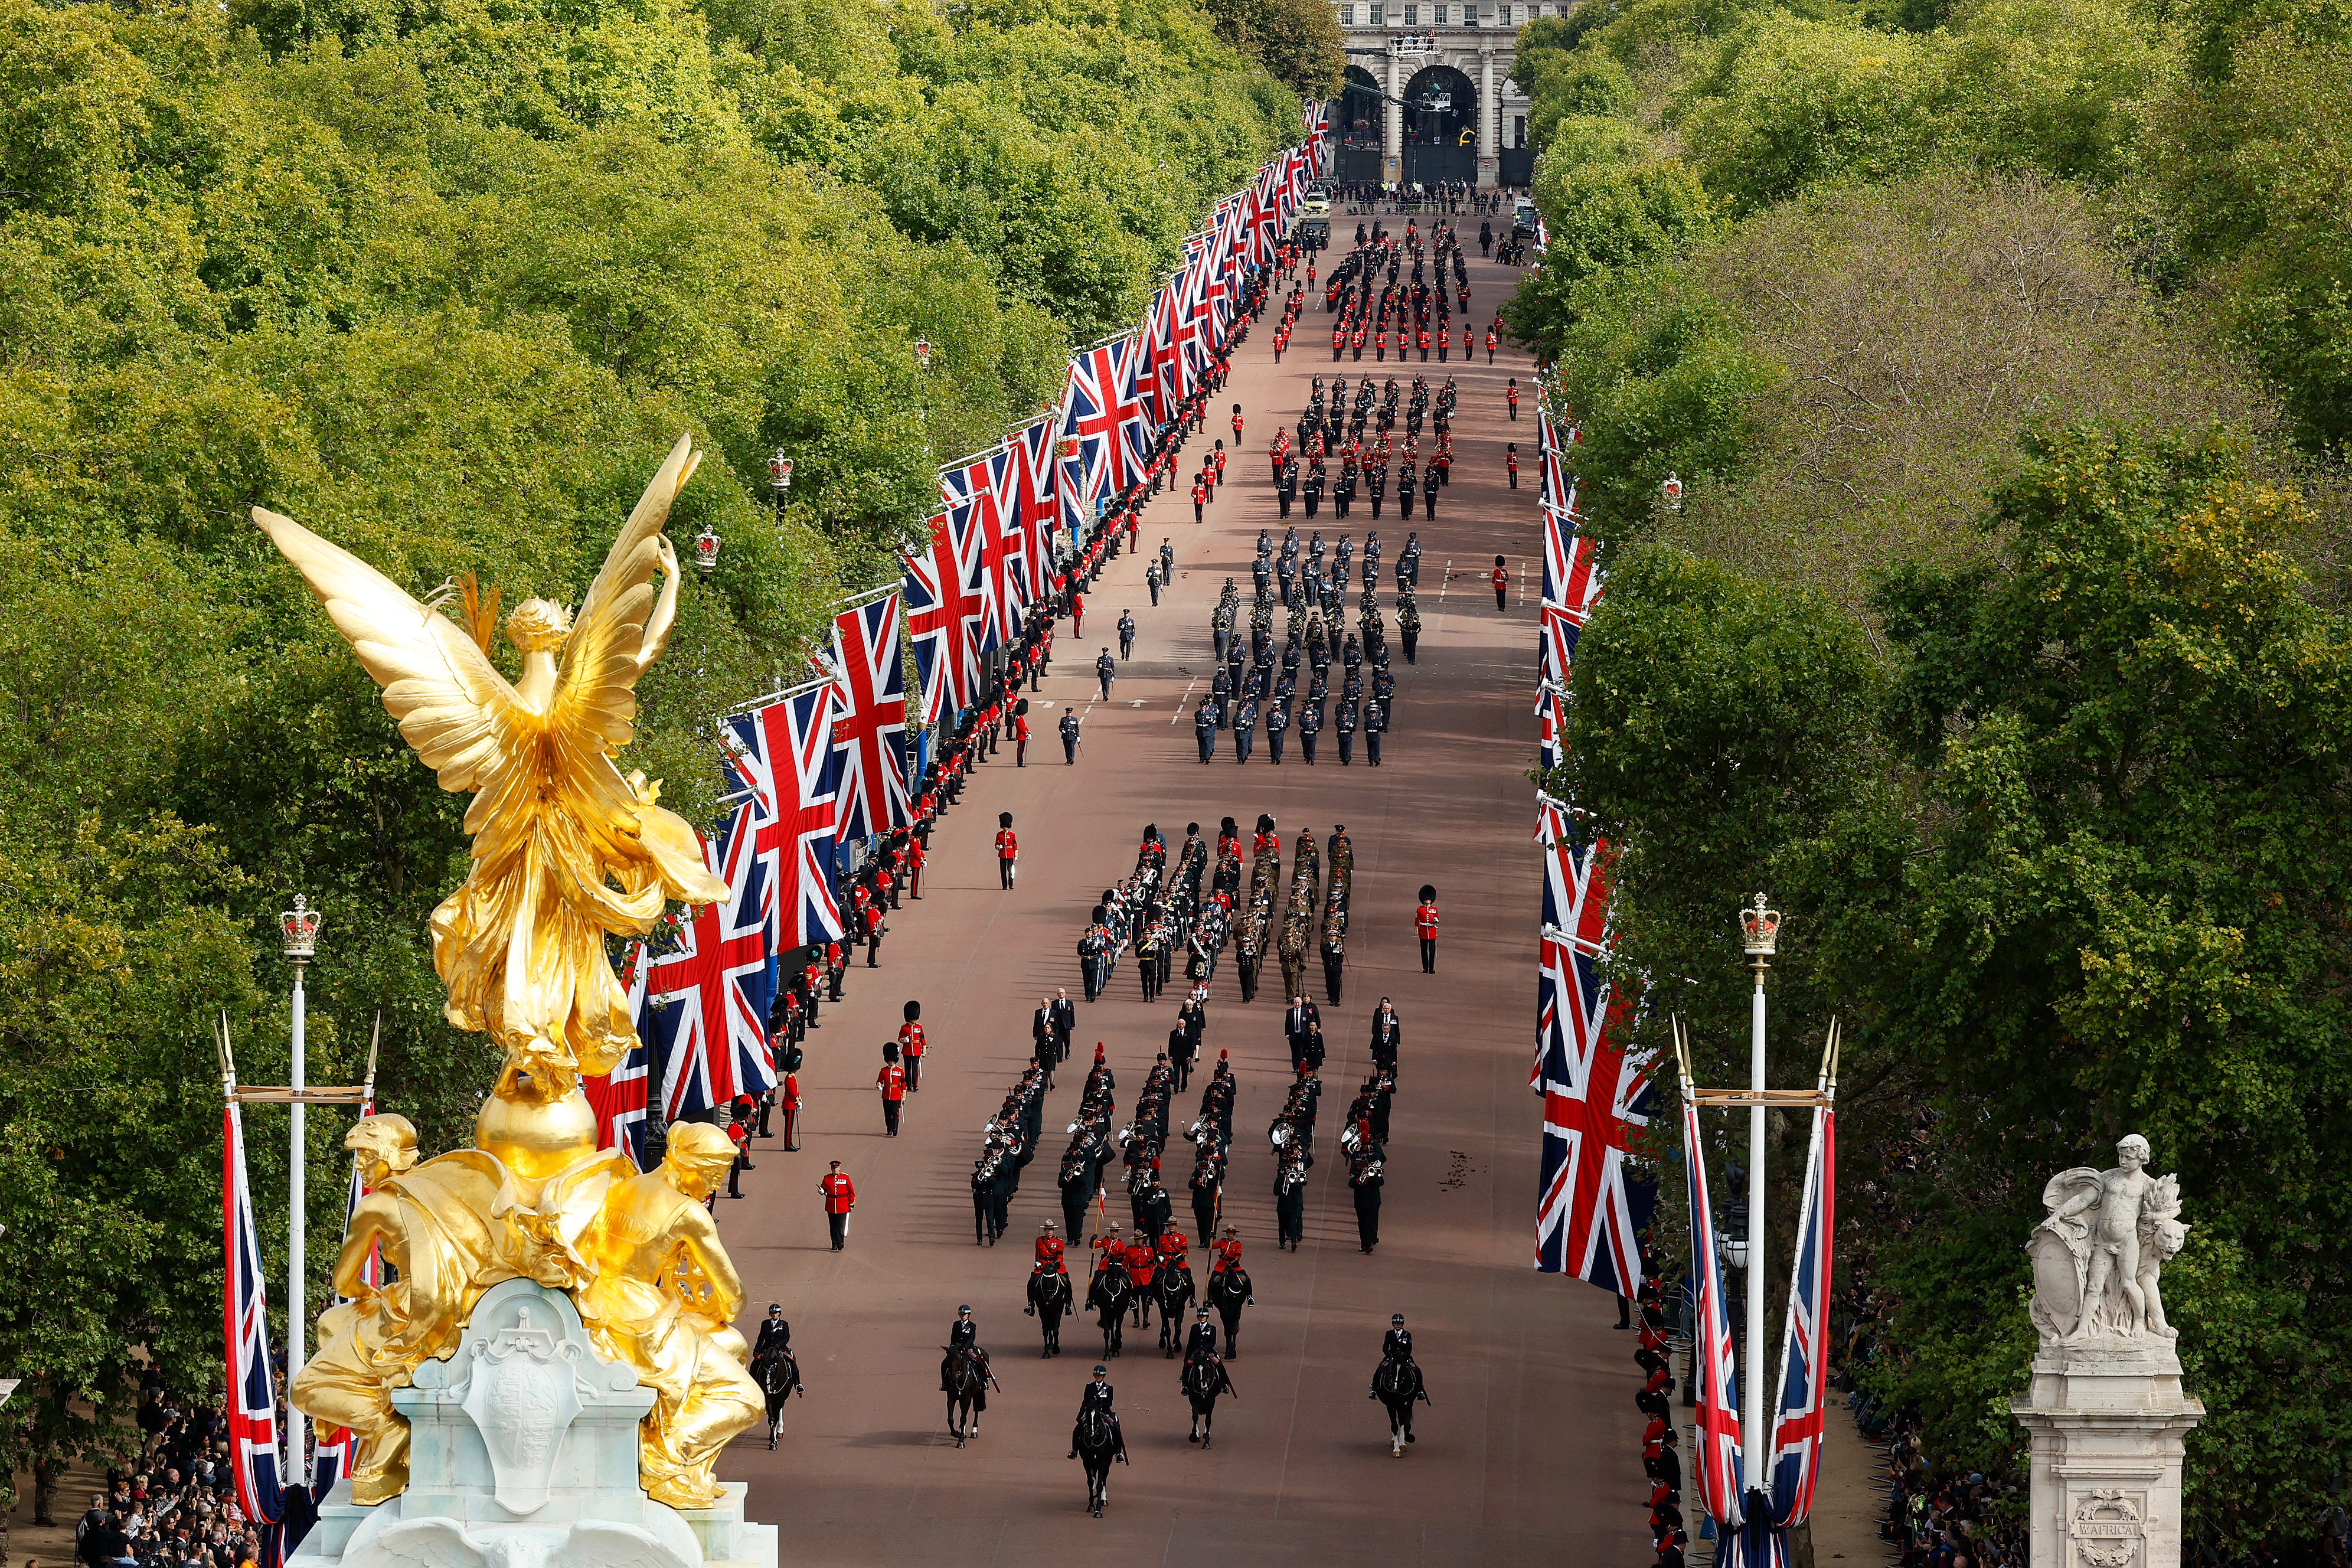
[456,1302,584,1515]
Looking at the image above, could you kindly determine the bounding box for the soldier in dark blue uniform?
[1334,692,1358,765]
[1265,696,1290,763]
[1298,694,1322,764]
[1232,695,1258,764]
[1364,694,1387,766]
[1194,697,1217,763]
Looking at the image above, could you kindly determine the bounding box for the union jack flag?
[1147,280,1184,425]
[1009,416,1059,600]
[1541,497,1602,682]
[1533,799,1655,1291]
[646,805,778,1120]
[1767,1100,1836,1526]
[903,518,975,727]
[727,685,842,945]
[221,1102,287,1542]
[582,944,652,1167]
[1174,232,1215,376]
[829,592,911,841]
[1682,1090,1747,1530]
[1540,404,1574,516]
[1536,680,1566,772]
[1110,337,1155,493]
[940,446,1014,649]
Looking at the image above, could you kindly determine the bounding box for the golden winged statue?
[254,434,726,1125]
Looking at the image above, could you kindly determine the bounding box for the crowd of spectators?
[1835,1288,2026,1568]
[35,1378,268,1568]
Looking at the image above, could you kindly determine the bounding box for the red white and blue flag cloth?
[646,803,779,1120]
[1009,416,1059,600]
[584,946,653,1166]
[727,684,842,946]
[1682,1089,1748,1530]
[942,444,1023,651]
[1766,1099,1836,1527]
[898,512,974,729]
[1541,492,1601,683]
[1533,798,1655,1291]
[1056,344,1122,537]
[222,1102,288,1545]
[1146,281,1185,426]
[828,592,912,842]
[1539,404,1577,517]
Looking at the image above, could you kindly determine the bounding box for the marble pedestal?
[2010,1342,2203,1568]
[292,1278,776,1568]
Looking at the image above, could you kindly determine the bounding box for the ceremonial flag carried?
[1682,1086,1747,1531]
[648,804,778,1120]
[828,592,911,841]
[222,1102,288,1547]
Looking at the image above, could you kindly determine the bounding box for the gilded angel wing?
[553,434,702,750]
[253,508,528,793]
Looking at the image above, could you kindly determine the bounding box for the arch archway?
[1400,63,1477,148]
[1340,66,1384,148]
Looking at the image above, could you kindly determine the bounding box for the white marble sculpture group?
[2027,1133,2190,1348]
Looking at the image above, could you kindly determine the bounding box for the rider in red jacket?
[1123,1235,1158,1289]
[1035,1220,1067,1275]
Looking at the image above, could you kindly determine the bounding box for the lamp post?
[1737,892,1781,1495]
[767,449,793,522]
[693,524,720,574]
[278,893,321,1479]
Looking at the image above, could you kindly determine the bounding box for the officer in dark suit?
[1364,694,1387,766]
[1284,996,1321,1067]
[1117,611,1136,658]
[1096,650,1116,701]
[1370,1000,1400,1076]
[1060,706,1083,763]
[1383,1313,1413,1363]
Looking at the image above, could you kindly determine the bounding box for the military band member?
[1364,694,1387,766]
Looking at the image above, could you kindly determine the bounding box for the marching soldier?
[899,999,927,1091]
[1506,442,1519,489]
[1507,377,1520,420]
[995,812,1018,889]
[1349,1123,1385,1252]
[818,1161,855,1251]
[1233,695,1258,764]
[877,1043,907,1136]
[1194,695,1218,763]
[1492,555,1509,611]
[1060,705,1083,765]
[1096,648,1116,701]
[1363,694,1387,766]
[1118,610,1136,659]
[1334,691,1357,765]
[1265,696,1290,764]
[1298,685,1323,764]
[1415,886,1440,972]
[1146,558,1164,606]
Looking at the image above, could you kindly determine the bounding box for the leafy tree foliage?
[0,0,1293,1513]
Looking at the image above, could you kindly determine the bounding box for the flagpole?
[280,896,318,1486]
[1740,895,1781,1505]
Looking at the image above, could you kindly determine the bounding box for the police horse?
[1086,1263,1132,1358]
[1152,1262,1197,1357]
[752,1345,802,1449]
[1181,1351,1237,1449]
[1072,1404,1128,1517]
[942,1344,995,1448]
[1207,1265,1254,1358]
[1370,1350,1430,1456]
[1027,1267,1072,1357]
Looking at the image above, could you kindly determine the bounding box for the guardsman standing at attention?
[1492,555,1509,611]
[877,1043,907,1136]
[900,999,928,1090]
[1118,610,1136,659]
[1060,705,1083,765]
[819,1161,855,1250]
[1507,442,1519,489]
[1507,377,1520,420]
[1194,695,1218,764]
[996,812,1019,890]
[1191,473,1207,525]
[778,1067,801,1149]
[1415,886,1440,972]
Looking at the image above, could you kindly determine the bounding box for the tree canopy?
[0,0,1295,1508]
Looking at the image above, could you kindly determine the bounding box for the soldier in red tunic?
[995,811,1019,890]
[899,999,927,1091]
[1034,1220,1068,1276]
